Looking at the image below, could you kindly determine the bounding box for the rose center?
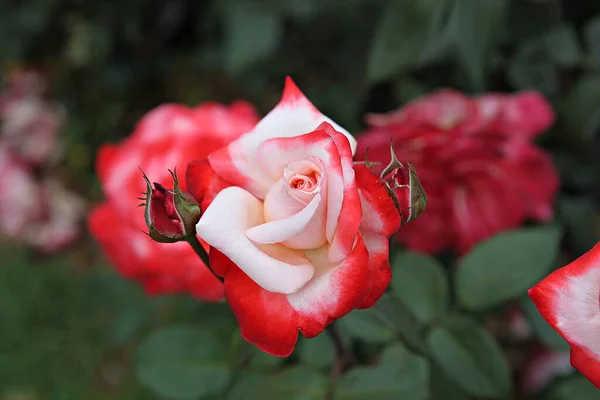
[284,158,323,196]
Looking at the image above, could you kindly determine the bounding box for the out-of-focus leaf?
[547,375,600,400]
[367,0,433,83]
[298,334,335,369]
[136,326,232,400]
[224,3,282,75]
[584,16,600,70]
[448,0,508,90]
[542,24,583,67]
[373,294,429,354]
[558,195,600,257]
[334,344,430,400]
[508,41,559,96]
[520,296,569,351]
[227,367,328,400]
[340,307,396,344]
[342,293,428,353]
[427,315,512,398]
[429,364,469,400]
[560,75,600,145]
[456,226,562,310]
[391,251,449,324]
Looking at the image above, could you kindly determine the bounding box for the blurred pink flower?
[0,69,63,166]
[358,89,559,254]
[0,144,85,253]
[0,144,39,238]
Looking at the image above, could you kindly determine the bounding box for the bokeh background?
[2,0,600,399]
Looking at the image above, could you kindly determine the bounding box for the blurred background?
[2,0,600,399]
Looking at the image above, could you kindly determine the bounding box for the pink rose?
[191,78,413,356]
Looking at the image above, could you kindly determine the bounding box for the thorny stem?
[325,322,357,399]
[186,234,224,283]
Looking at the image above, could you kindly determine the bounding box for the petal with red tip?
[208,77,355,199]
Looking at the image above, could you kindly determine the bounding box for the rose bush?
[191,78,422,356]
[529,242,600,388]
[89,101,258,301]
[357,90,559,255]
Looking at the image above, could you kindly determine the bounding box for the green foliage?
[456,225,562,310]
[136,326,233,400]
[391,251,449,324]
[227,367,328,400]
[334,344,429,400]
[547,375,600,400]
[427,315,512,398]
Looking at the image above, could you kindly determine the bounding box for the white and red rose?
[190,78,417,356]
[89,101,259,301]
[529,242,600,388]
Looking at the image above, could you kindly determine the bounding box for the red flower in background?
[358,90,559,254]
[89,101,259,301]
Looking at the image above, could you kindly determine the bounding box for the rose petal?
[186,159,232,212]
[223,233,370,357]
[356,232,392,309]
[196,187,315,294]
[528,242,600,387]
[208,77,355,199]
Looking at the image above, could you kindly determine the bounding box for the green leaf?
[456,225,562,310]
[298,334,335,369]
[448,0,508,90]
[334,344,429,400]
[542,24,582,67]
[391,251,449,324]
[584,16,600,70]
[427,315,512,397]
[136,326,232,400]
[429,364,469,400]
[560,75,600,145]
[224,3,282,75]
[227,367,328,400]
[340,307,396,344]
[520,296,569,351]
[548,375,600,400]
[367,0,433,83]
[373,294,429,354]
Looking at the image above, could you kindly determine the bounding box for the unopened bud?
[380,142,427,225]
[140,169,201,243]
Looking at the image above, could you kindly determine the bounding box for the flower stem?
[185,234,224,283]
[325,322,357,399]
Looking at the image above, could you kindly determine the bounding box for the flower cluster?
[358,90,559,255]
[0,69,84,253]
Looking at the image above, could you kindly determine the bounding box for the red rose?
[358,89,559,254]
[89,101,259,301]
[191,78,416,356]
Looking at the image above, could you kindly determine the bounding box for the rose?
[0,144,85,252]
[358,89,559,255]
[89,101,258,301]
[191,78,416,356]
[0,69,63,166]
[528,242,600,388]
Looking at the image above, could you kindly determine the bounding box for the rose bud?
[377,143,427,225]
[141,169,201,243]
